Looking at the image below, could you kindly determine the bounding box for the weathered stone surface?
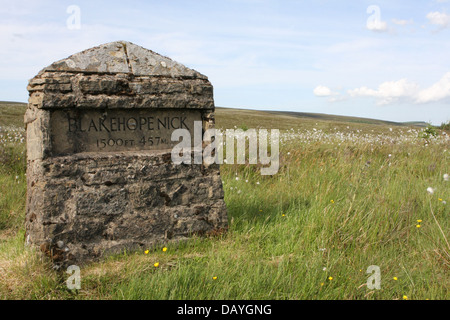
[25,153,226,266]
[44,42,129,74]
[27,72,214,110]
[39,41,206,78]
[28,41,212,111]
[25,41,227,268]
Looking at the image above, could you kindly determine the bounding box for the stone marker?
[25,41,228,267]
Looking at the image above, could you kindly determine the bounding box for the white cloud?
[426,11,450,27]
[347,72,450,105]
[416,72,450,103]
[313,85,344,102]
[392,19,413,26]
[348,86,378,97]
[367,20,388,32]
[313,85,332,97]
[348,79,419,105]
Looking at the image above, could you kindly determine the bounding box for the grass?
[0,103,449,300]
[0,102,27,128]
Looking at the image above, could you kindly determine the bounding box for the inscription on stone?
[51,109,200,155]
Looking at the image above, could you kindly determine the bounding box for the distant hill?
[215,106,429,132]
[0,101,27,105]
[264,110,427,127]
[402,121,429,127]
[0,101,429,131]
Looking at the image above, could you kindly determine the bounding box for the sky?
[1,0,449,124]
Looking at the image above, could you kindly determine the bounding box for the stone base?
[25,151,228,267]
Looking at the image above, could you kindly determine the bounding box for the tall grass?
[0,112,448,300]
[0,126,26,231]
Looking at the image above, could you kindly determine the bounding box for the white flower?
[323,267,327,271]
[235,177,239,181]
[444,174,449,182]
[15,176,19,180]
[256,182,260,185]
[427,187,435,195]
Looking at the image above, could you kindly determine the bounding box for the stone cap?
[38,41,207,79]
[28,41,214,110]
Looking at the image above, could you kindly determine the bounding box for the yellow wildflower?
[144,250,149,255]
[154,262,160,267]
[162,247,167,252]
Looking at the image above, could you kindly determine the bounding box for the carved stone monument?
[25,41,228,267]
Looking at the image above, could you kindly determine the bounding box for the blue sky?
[1,0,449,124]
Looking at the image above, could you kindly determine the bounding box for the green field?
[0,101,449,300]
